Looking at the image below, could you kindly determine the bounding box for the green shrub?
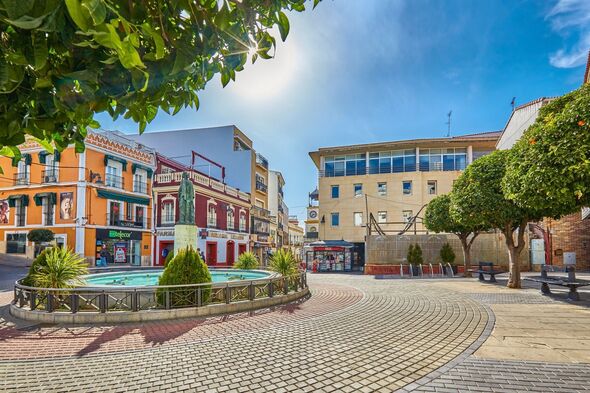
[27,229,55,243]
[440,243,456,265]
[157,247,212,307]
[407,244,423,265]
[164,250,174,266]
[31,247,88,288]
[234,252,259,270]
[268,249,298,276]
[21,248,51,286]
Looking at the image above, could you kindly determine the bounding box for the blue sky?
[97,0,590,222]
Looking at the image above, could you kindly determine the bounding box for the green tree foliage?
[504,84,590,216]
[451,150,544,288]
[406,244,423,265]
[31,247,88,288]
[27,228,55,243]
[158,246,212,306]
[424,194,484,276]
[0,0,321,156]
[440,243,455,265]
[234,251,259,270]
[268,249,297,276]
[21,247,50,286]
[164,250,174,266]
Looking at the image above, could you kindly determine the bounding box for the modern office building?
[152,154,251,267]
[308,132,500,270]
[0,131,156,265]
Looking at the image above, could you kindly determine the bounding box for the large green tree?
[451,150,545,288]
[504,84,590,216]
[0,0,320,158]
[423,194,485,277]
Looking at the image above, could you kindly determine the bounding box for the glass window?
[377,182,387,196]
[162,201,174,224]
[354,183,362,197]
[135,206,145,227]
[402,181,412,195]
[42,197,54,226]
[353,212,363,227]
[377,211,387,223]
[324,154,365,177]
[227,209,235,230]
[6,233,26,254]
[402,210,413,223]
[331,212,339,227]
[427,180,437,195]
[207,205,217,227]
[331,185,339,199]
[239,213,247,232]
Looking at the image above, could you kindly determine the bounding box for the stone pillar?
[174,224,197,254]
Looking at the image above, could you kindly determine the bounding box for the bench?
[524,265,590,301]
[476,262,505,283]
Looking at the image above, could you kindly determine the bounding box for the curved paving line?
[0,283,364,363]
[397,293,497,392]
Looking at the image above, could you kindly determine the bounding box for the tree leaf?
[277,12,290,42]
[2,0,35,19]
[33,138,55,154]
[5,14,48,29]
[81,0,106,26]
[65,0,90,31]
[32,33,48,70]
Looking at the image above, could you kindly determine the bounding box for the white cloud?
[547,0,590,68]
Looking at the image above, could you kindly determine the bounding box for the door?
[157,241,173,266]
[238,243,247,256]
[206,242,217,264]
[226,241,235,265]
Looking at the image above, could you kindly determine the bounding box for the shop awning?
[96,189,149,205]
[104,154,128,170]
[308,240,354,248]
[11,153,31,167]
[38,150,60,164]
[33,192,57,206]
[7,194,29,207]
[131,163,153,179]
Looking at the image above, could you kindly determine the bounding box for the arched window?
[207,204,217,228]
[227,208,235,230]
[239,211,247,232]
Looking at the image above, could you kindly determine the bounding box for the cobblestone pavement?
[0,274,491,392]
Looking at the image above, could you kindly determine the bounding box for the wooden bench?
[524,265,590,301]
[476,262,505,283]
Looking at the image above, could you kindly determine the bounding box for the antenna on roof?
[445,110,452,137]
[510,97,516,112]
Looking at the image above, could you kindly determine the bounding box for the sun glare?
[230,40,298,100]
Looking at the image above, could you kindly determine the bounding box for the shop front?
[305,240,354,272]
[95,228,144,266]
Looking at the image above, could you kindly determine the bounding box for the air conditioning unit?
[44,175,57,183]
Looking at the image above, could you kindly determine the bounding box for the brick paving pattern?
[412,357,590,392]
[0,275,490,392]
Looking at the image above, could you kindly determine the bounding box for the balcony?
[105,173,124,189]
[133,181,148,194]
[251,206,271,219]
[13,173,29,186]
[278,205,284,214]
[107,213,147,229]
[251,217,270,235]
[256,153,269,169]
[160,214,176,227]
[41,169,58,183]
[255,181,267,193]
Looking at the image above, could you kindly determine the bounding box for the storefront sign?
[313,247,344,251]
[96,228,142,241]
[157,229,175,237]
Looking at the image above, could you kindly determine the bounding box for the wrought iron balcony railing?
[105,173,124,189]
[41,169,58,184]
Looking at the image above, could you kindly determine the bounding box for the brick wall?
[542,211,590,269]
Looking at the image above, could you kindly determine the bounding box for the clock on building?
[309,210,318,219]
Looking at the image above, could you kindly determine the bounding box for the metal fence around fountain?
[13,271,308,314]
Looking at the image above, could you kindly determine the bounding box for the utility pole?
[446,110,452,137]
[364,193,369,271]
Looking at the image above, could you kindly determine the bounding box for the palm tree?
[31,247,88,288]
[234,252,259,269]
[268,249,298,276]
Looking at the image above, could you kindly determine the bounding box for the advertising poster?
[60,192,74,220]
[0,200,9,224]
[114,242,127,263]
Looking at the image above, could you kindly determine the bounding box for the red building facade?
[152,154,251,267]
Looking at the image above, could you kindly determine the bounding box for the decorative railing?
[154,171,250,202]
[13,271,308,314]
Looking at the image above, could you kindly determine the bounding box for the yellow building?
[0,131,156,265]
[308,132,500,270]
